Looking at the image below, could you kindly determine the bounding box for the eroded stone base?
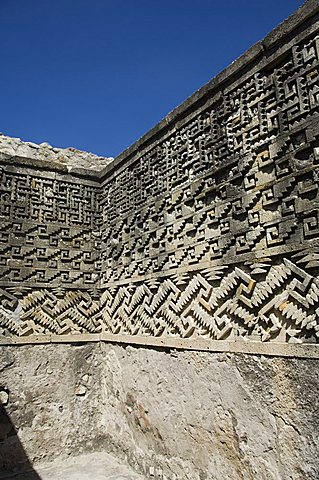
[0,452,145,480]
[0,343,318,480]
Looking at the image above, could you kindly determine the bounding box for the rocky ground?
[0,452,144,480]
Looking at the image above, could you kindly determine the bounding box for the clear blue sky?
[0,0,304,158]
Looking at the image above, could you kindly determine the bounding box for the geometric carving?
[1,2,319,347]
[1,259,319,344]
[0,288,101,336]
[100,260,319,343]
[0,171,100,287]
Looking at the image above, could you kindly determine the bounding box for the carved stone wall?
[0,160,102,336]
[1,0,319,350]
[99,1,319,345]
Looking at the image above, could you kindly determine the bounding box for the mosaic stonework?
[1,2,319,345]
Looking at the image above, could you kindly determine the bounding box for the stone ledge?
[0,153,103,182]
[1,333,319,359]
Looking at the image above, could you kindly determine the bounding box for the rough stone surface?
[0,343,318,480]
[0,133,113,170]
[0,452,145,480]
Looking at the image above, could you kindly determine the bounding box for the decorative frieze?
[0,1,319,349]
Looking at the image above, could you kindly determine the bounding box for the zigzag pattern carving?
[0,288,102,336]
[100,259,319,343]
[1,259,318,343]
[0,8,319,346]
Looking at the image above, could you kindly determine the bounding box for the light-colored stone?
[0,343,318,480]
[75,385,87,396]
[0,133,113,170]
[5,452,145,480]
[0,389,9,405]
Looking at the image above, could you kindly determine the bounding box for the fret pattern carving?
[1,8,319,346]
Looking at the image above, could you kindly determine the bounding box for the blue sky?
[0,0,304,158]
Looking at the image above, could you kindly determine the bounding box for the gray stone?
[0,133,113,171]
[0,1,318,348]
[0,390,9,405]
[0,2,319,479]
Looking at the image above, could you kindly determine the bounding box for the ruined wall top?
[0,133,113,173]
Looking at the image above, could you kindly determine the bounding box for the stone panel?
[99,2,319,345]
[0,163,102,336]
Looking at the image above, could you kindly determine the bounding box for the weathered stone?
[75,385,87,396]
[0,2,319,478]
[0,389,9,405]
[0,133,113,171]
[0,1,318,350]
[0,343,318,479]
[10,452,146,480]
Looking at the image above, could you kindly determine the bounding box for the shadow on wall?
[0,398,41,479]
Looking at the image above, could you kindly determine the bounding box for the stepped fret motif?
[1,10,319,346]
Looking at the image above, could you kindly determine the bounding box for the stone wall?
[1,343,318,479]
[0,133,113,171]
[1,2,319,479]
[0,0,319,352]
[0,157,102,336]
[99,0,319,345]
